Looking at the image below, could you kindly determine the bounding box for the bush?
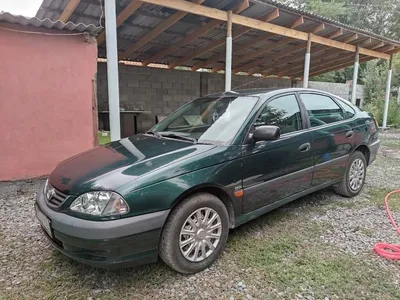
[363,99,400,128]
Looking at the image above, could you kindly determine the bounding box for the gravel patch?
[1,132,400,299]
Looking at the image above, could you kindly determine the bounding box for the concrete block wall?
[97,63,291,133]
[97,63,200,132]
[97,63,365,133]
[295,80,365,103]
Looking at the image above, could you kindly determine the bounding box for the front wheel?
[159,193,229,274]
[334,151,367,197]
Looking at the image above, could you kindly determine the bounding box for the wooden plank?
[327,28,343,39]
[228,16,305,71]
[303,56,372,78]
[245,23,325,75]
[290,54,366,78]
[140,0,391,60]
[255,35,375,76]
[277,51,352,77]
[142,0,249,66]
[168,8,280,69]
[120,0,206,59]
[192,35,277,71]
[342,33,358,43]
[97,0,143,45]
[59,0,81,22]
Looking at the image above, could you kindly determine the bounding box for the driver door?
[241,93,314,214]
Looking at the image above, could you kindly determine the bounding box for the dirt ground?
[1,131,400,300]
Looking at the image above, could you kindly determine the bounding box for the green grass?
[98,131,111,145]
[225,212,400,299]
[368,188,400,211]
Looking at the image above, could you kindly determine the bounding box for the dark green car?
[35,88,379,273]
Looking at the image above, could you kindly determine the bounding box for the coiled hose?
[373,189,400,260]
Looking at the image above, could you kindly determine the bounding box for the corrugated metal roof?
[35,0,400,78]
[0,12,102,34]
[254,0,400,46]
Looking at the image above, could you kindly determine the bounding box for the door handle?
[346,130,354,138]
[298,143,311,152]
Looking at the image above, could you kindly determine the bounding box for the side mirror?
[252,125,280,142]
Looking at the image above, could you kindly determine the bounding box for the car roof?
[205,88,336,98]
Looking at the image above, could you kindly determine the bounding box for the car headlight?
[70,191,129,216]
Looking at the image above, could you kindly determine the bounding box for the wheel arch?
[170,184,236,228]
[353,144,371,165]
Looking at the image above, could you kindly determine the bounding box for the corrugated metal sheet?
[0,12,102,34]
[32,0,400,76]
[253,0,400,46]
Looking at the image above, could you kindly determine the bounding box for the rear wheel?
[159,193,229,274]
[334,151,367,197]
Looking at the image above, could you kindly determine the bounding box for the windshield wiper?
[159,133,197,143]
[145,131,163,138]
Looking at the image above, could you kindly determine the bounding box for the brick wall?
[97,63,365,133]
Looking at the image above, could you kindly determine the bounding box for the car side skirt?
[234,179,341,228]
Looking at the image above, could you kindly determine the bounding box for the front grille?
[46,185,68,208]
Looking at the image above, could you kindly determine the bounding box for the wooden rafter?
[254,35,373,76]
[221,16,305,73]
[231,22,328,75]
[244,22,326,75]
[289,54,363,78]
[277,51,351,77]
[327,28,343,39]
[299,56,372,78]
[97,0,143,45]
[139,0,390,59]
[120,0,206,60]
[142,0,250,66]
[341,33,358,43]
[168,8,280,69]
[59,0,81,22]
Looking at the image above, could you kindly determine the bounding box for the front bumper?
[35,187,170,269]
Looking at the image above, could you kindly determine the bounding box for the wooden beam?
[342,33,358,43]
[140,0,390,60]
[120,0,206,59]
[245,23,325,75]
[97,0,143,45]
[302,56,372,78]
[142,0,249,66]
[254,35,374,76]
[312,23,325,34]
[376,45,395,52]
[229,16,305,71]
[327,28,343,39]
[59,0,81,22]
[277,51,351,77]
[168,8,280,69]
[290,54,366,78]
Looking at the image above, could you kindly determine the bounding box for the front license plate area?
[35,206,53,238]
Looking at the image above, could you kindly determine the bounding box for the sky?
[0,0,43,17]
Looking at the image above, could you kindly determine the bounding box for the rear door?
[241,93,314,214]
[298,92,355,187]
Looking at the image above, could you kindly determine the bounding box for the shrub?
[363,99,400,128]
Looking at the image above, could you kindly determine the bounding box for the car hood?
[49,134,216,195]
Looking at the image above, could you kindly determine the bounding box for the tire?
[159,193,229,274]
[334,151,367,197]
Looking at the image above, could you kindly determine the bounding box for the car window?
[152,96,259,144]
[337,99,356,119]
[300,94,344,127]
[255,94,303,134]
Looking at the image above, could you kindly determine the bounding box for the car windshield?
[151,96,259,144]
